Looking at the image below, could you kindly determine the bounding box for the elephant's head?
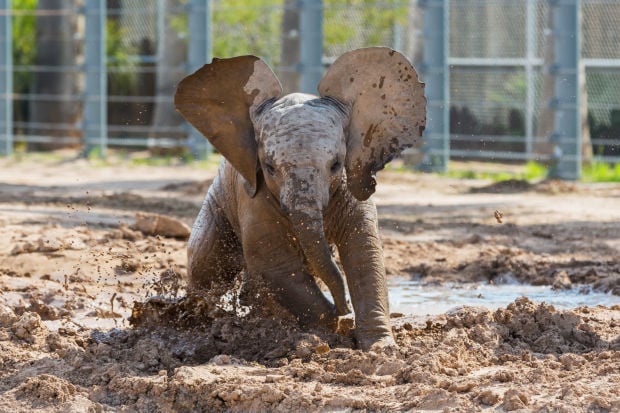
[174,47,426,318]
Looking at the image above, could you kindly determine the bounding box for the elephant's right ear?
[319,48,426,201]
[175,56,282,196]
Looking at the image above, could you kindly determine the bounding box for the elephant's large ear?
[175,56,282,196]
[318,47,426,201]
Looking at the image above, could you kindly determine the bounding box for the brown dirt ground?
[0,154,618,412]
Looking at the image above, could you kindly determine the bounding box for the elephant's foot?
[355,331,397,352]
[278,290,339,332]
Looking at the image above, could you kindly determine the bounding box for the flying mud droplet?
[494,210,503,224]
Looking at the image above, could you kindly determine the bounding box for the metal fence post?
[548,0,581,179]
[299,0,323,94]
[187,0,212,159]
[419,0,449,172]
[83,0,107,157]
[525,0,536,158]
[0,0,13,156]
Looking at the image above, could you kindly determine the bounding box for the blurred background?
[0,0,619,180]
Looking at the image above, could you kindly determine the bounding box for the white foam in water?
[387,278,620,316]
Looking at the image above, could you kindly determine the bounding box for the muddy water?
[388,278,620,315]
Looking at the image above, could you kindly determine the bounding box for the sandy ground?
[0,153,618,412]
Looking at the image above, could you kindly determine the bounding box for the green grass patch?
[5,148,619,183]
[81,147,222,170]
[582,161,620,182]
[444,160,620,183]
[444,161,548,182]
[523,161,548,180]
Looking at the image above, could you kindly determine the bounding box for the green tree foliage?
[208,0,406,67]
[12,0,37,95]
[107,19,139,96]
[211,0,283,67]
[9,0,408,102]
[324,0,407,53]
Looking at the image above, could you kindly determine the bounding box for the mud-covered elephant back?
[318,47,426,201]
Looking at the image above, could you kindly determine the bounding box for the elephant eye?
[264,162,276,176]
[330,159,342,174]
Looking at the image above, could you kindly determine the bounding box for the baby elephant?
[174,47,426,350]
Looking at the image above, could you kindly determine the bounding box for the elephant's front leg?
[335,202,395,350]
[240,213,340,330]
[188,189,243,291]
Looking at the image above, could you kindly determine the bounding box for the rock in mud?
[11,312,47,344]
[551,270,572,290]
[134,213,191,239]
[501,388,530,411]
[0,304,17,327]
[477,389,501,406]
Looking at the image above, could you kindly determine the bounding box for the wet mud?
[0,157,618,411]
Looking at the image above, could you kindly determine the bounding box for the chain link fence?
[5,1,82,149]
[1,0,619,170]
[582,0,620,159]
[1,0,412,156]
[106,1,160,146]
[323,1,414,62]
[446,0,548,160]
[445,0,619,165]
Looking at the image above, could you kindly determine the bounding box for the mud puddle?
[388,277,620,315]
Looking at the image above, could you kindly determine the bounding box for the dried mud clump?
[134,213,191,239]
[470,179,533,194]
[0,304,17,327]
[11,312,48,344]
[469,178,578,195]
[161,179,213,195]
[0,294,618,411]
[1,160,619,412]
[15,375,77,407]
[493,297,608,354]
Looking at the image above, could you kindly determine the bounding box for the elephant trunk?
[289,211,351,316]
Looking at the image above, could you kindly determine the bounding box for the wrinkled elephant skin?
[174,47,426,350]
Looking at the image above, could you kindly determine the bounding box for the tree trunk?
[29,0,79,150]
[580,63,593,163]
[279,0,300,94]
[150,0,187,151]
[535,9,555,160]
[405,0,423,67]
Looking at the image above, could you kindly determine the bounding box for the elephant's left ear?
[175,56,282,197]
[318,47,426,201]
